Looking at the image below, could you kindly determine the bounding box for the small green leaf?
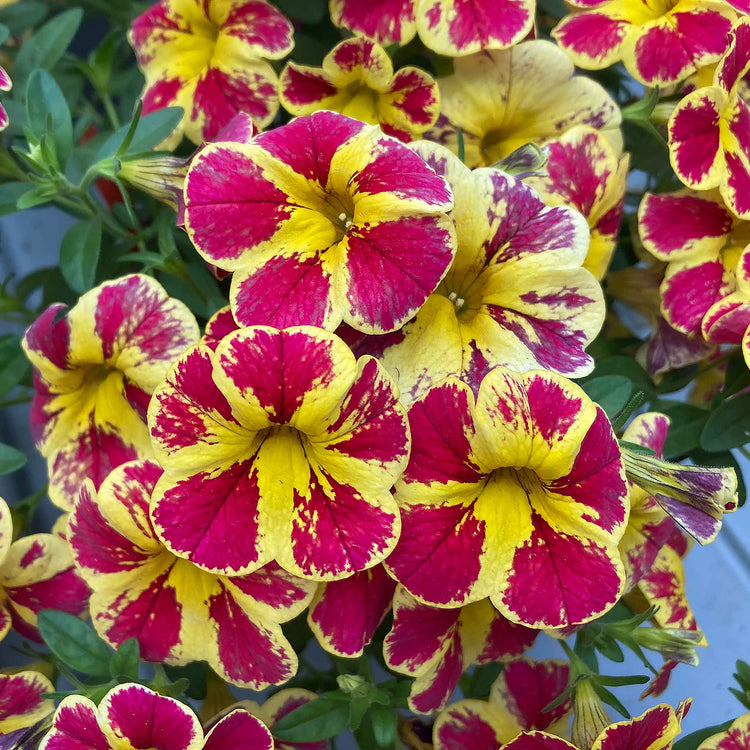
[462,663,503,699]
[348,696,369,731]
[37,610,112,676]
[0,337,31,397]
[97,107,184,160]
[163,662,208,700]
[701,392,750,451]
[16,185,55,210]
[371,704,398,747]
[618,440,655,456]
[581,375,633,419]
[0,2,48,36]
[272,697,351,743]
[26,70,73,167]
[622,87,660,122]
[13,8,84,94]
[59,217,102,293]
[110,639,140,681]
[0,442,27,475]
[0,182,34,216]
[651,400,710,457]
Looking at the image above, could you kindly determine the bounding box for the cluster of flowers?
[0,0,748,748]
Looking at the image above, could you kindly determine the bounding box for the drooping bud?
[622,447,738,544]
[632,627,703,667]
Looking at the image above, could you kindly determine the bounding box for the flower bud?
[622,447,737,544]
[571,679,611,750]
[117,155,187,212]
[633,627,703,666]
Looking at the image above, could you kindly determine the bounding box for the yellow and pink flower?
[183,111,456,333]
[523,126,630,281]
[68,460,315,689]
[384,587,538,713]
[0,497,89,644]
[384,367,628,629]
[431,41,622,168]
[279,36,439,142]
[130,0,294,145]
[552,0,736,87]
[698,712,750,749]
[639,189,750,338]
[432,659,571,749]
[500,702,687,749]
[668,18,750,220]
[308,565,396,658]
[0,64,11,131]
[329,0,535,56]
[148,326,409,580]
[21,274,199,509]
[38,683,273,749]
[0,671,53,734]
[349,141,602,404]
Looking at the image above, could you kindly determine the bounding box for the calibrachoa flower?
[433,41,622,168]
[432,659,570,750]
[21,274,199,509]
[308,565,396,657]
[0,497,89,643]
[618,413,681,591]
[698,712,750,749]
[183,111,456,332]
[384,367,628,628]
[0,671,53,733]
[329,0,535,56]
[552,0,736,87]
[668,18,750,220]
[130,0,294,145]
[638,189,750,336]
[523,126,629,281]
[148,326,409,579]
[501,702,689,749]
[356,141,602,403]
[68,460,315,689]
[38,683,273,749]
[384,587,538,713]
[279,36,440,142]
[0,63,11,131]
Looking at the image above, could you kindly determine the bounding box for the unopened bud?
[571,679,611,750]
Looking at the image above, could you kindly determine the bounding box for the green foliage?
[701,392,750,451]
[38,610,113,677]
[0,442,27,474]
[59,217,102,293]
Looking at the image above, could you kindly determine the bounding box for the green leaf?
[37,610,112,676]
[110,639,140,681]
[0,2,48,36]
[581,376,633,419]
[13,8,84,94]
[618,440,655,456]
[59,217,102,294]
[652,400,710,457]
[371,704,398,747]
[26,70,73,167]
[272,697,351,743]
[462,663,503,699]
[673,720,735,750]
[97,107,184,160]
[0,182,34,216]
[15,184,56,210]
[701,392,750,451]
[0,336,31,397]
[163,662,208,700]
[348,696,370,731]
[0,442,27,475]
